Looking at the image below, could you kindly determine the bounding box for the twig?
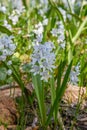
[0,83,18,90]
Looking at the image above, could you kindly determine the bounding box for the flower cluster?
[32,22,44,45]
[33,22,44,36]
[0,35,16,61]
[9,9,24,25]
[57,21,65,48]
[51,21,65,49]
[51,28,59,37]
[32,18,48,45]
[30,42,55,82]
[69,63,80,85]
[31,2,48,46]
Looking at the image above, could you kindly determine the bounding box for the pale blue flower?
[7,69,12,75]
[7,60,12,65]
[69,63,80,85]
[0,55,6,61]
[31,65,40,75]
[43,18,48,26]
[40,71,51,82]
[70,71,79,85]
[9,13,19,25]
[57,21,66,49]
[2,49,9,56]
[36,34,43,43]
[51,28,59,37]
[8,44,16,51]
[33,22,44,35]
[8,8,25,25]
[30,42,55,82]
[0,35,16,61]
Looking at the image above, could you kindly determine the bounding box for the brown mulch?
[0,84,87,130]
[0,125,7,130]
[63,84,86,104]
[0,88,22,98]
[0,96,19,125]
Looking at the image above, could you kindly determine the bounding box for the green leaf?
[57,5,82,22]
[0,25,12,35]
[72,17,87,43]
[56,61,66,95]
[0,67,7,81]
[45,60,73,126]
[22,63,31,72]
[0,11,5,21]
[49,0,65,27]
[58,60,73,98]
[50,73,55,106]
[32,75,46,126]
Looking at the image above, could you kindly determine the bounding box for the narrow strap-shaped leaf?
[55,60,67,121]
[3,61,29,101]
[72,17,87,43]
[32,75,46,126]
[58,60,73,99]
[56,60,66,95]
[50,73,55,106]
[0,25,12,35]
[48,0,65,27]
[80,62,87,73]
[45,60,73,126]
